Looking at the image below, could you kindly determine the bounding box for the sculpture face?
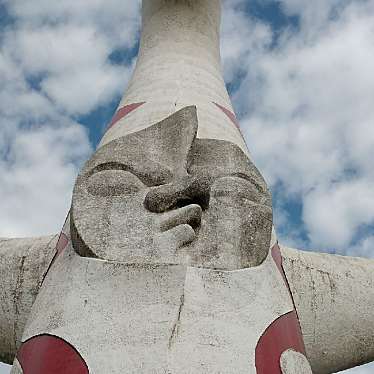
[71,107,272,270]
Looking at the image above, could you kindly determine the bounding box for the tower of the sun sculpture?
[1,1,374,373]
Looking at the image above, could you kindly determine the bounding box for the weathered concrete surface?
[72,107,272,269]
[21,241,293,373]
[9,359,22,374]
[0,235,57,364]
[100,0,248,154]
[280,349,313,373]
[281,246,374,374]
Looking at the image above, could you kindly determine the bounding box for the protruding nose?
[144,175,210,213]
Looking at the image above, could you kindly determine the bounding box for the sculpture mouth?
[150,204,203,251]
[159,204,202,247]
[159,204,202,233]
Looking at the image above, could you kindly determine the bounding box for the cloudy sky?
[0,0,373,372]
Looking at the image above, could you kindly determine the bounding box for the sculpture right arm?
[0,235,57,364]
[280,246,374,374]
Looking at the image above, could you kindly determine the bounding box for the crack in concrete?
[40,234,60,286]
[168,293,185,349]
[13,255,26,350]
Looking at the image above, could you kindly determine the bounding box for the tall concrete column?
[100,0,247,153]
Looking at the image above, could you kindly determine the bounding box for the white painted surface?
[20,242,293,373]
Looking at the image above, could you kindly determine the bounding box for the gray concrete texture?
[281,246,374,374]
[3,235,374,372]
[101,0,248,154]
[72,107,272,270]
[20,233,294,373]
[0,236,57,364]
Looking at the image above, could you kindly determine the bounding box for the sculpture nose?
[144,176,209,213]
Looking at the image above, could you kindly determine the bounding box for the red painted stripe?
[213,102,240,129]
[255,244,308,373]
[255,311,307,374]
[42,232,70,285]
[107,102,146,130]
[271,243,290,290]
[56,232,69,256]
[272,243,300,313]
[50,232,69,266]
[17,335,88,374]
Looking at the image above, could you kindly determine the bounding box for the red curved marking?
[49,232,69,267]
[107,102,146,130]
[272,243,300,312]
[271,243,290,290]
[41,232,70,284]
[56,232,69,256]
[213,102,240,129]
[17,335,88,374]
[255,311,306,374]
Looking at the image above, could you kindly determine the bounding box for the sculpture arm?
[0,235,57,364]
[280,245,374,374]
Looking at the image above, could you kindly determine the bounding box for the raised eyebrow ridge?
[230,172,266,194]
[86,161,172,187]
[87,162,136,178]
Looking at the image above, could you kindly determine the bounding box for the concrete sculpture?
[1,1,374,373]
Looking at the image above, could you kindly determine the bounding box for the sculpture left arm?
[280,245,374,374]
[0,235,57,364]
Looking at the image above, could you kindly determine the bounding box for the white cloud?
[0,363,10,373]
[4,0,141,49]
[0,119,90,237]
[221,1,273,84]
[338,362,374,374]
[0,43,92,238]
[346,235,374,259]
[2,22,134,115]
[303,180,374,249]
[0,0,141,238]
[224,0,374,255]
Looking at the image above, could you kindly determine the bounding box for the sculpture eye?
[87,170,145,197]
[211,176,264,204]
